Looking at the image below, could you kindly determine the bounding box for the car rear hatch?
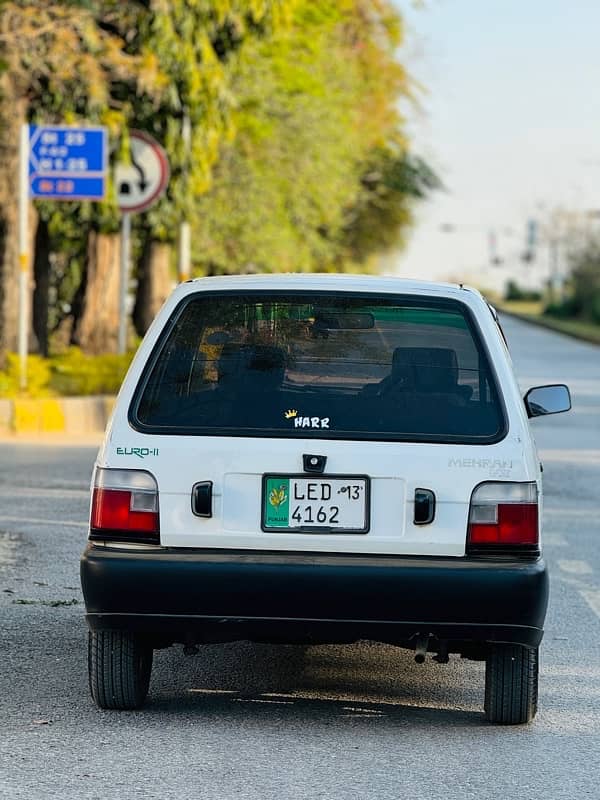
[113,288,517,557]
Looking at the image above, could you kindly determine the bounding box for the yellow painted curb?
[12,398,65,433]
[9,396,112,434]
[40,398,66,433]
[12,399,43,434]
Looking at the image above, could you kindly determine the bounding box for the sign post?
[19,124,107,389]
[118,213,132,355]
[18,125,30,390]
[115,131,170,354]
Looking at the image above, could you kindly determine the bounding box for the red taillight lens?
[90,469,159,543]
[467,482,539,555]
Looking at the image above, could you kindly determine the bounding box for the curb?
[497,308,600,346]
[0,395,115,436]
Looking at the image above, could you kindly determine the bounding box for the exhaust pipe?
[414,634,430,664]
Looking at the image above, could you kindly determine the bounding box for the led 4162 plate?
[262,474,370,533]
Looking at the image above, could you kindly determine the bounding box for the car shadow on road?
[146,640,486,727]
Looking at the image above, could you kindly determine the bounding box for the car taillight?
[90,468,159,544]
[467,482,539,557]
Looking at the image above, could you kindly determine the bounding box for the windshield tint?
[132,292,506,443]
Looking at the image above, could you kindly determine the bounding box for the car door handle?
[414,489,435,525]
[192,481,213,517]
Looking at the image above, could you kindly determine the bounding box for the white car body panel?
[97,274,541,557]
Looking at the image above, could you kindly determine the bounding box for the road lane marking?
[0,487,89,498]
[540,450,600,464]
[0,532,19,566]
[545,508,600,518]
[558,559,594,575]
[232,698,295,705]
[580,590,600,620]
[518,378,600,396]
[542,533,569,546]
[0,515,87,529]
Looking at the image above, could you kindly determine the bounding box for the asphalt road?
[1,315,599,800]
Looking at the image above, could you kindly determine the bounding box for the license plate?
[262,474,370,533]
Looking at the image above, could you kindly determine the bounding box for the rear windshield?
[132,292,506,443]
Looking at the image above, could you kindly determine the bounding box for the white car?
[81,274,570,723]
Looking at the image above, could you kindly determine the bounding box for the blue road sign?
[28,125,107,200]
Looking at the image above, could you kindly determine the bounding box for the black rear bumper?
[80,546,549,650]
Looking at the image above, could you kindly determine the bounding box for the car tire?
[88,631,153,710]
[484,644,538,724]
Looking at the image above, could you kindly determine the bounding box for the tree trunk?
[32,216,51,356]
[132,239,173,337]
[72,230,121,354]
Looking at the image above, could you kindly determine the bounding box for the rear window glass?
[132,292,506,443]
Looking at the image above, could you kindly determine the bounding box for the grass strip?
[497,303,600,346]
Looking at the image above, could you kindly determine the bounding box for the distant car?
[81,274,571,723]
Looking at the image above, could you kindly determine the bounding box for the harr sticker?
[116,447,159,459]
[284,409,330,429]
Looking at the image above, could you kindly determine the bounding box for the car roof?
[181,273,480,301]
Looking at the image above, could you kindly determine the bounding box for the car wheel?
[88,631,153,710]
[484,644,538,724]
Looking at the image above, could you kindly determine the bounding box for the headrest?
[218,344,286,388]
[392,347,458,388]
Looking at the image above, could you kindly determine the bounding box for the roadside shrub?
[49,348,134,396]
[564,241,600,322]
[504,280,542,302]
[0,354,52,397]
[592,292,600,324]
[544,297,579,319]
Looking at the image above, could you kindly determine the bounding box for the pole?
[549,239,559,304]
[118,212,131,354]
[178,111,192,282]
[18,124,29,390]
[178,221,191,282]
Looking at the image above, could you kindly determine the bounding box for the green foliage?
[568,242,600,323]
[504,280,542,303]
[545,241,600,324]
[192,0,432,274]
[0,354,52,397]
[342,149,441,263]
[0,349,133,397]
[48,348,134,396]
[2,0,437,353]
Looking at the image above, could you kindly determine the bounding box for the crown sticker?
[284,409,298,419]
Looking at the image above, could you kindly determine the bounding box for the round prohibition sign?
[115,130,170,214]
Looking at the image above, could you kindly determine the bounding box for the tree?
[191,0,436,274]
[127,0,297,333]
[0,0,140,355]
[0,0,437,355]
[565,241,600,323]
